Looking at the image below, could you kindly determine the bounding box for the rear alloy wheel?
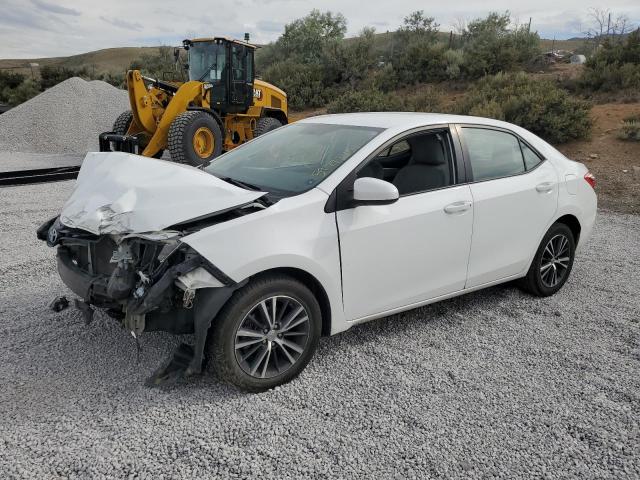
[207,274,321,392]
[168,111,222,166]
[518,223,576,297]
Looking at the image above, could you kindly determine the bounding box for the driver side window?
[356,130,455,196]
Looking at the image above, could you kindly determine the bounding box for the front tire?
[112,110,133,135]
[254,117,283,137]
[168,111,223,166]
[518,223,576,297]
[207,274,322,392]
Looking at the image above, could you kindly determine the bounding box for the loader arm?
[141,81,205,157]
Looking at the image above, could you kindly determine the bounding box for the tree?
[277,10,347,64]
[324,27,378,87]
[460,12,539,78]
[398,10,439,42]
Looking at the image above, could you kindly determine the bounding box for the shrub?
[5,79,40,106]
[580,30,640,92]
[326,89,404,113]
[443,49,464,80]
[460,12,540,79]
[327,86,443,114]
[263,60,327,110]
[455,72,592,143]
[618,114,640,141]
[405,86,442,112]
[40,65,90,90]
[393,41,448,84]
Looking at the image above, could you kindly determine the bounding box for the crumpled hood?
[59,152,266,235]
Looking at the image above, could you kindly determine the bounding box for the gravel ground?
[0,182,638,479]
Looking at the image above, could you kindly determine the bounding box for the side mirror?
[352,177,399,206]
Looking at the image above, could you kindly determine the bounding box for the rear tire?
[112,110,133,135]
[168,111,223,166]
[518,223,576,297]
[207,274,322,392]
[254,117,283,137]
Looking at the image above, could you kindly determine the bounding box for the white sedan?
[38,113,597,391]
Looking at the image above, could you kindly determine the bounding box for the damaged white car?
[38,113,597,392]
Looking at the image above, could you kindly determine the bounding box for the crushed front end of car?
[36,152,268,384]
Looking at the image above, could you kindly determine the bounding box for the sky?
[0,0,638,58]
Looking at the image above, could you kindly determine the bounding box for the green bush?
[0,71,26,102]
[326,89,404,113]
[460,12,540,78]
[39,65,90,90]
[580,30,640,92]
[618,114,640,141]
[5,79,40,106]
[443,49,464,80]
[263,60,327,110]
[455,72,592,143]
[129,46,181,80]
[326,86,443,114]
[405,86,442,112]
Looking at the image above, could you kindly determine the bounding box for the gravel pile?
[0,182,638,479]
[0,77,128,155]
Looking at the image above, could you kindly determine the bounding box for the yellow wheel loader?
[99,37,288,166]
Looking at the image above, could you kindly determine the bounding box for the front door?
[336,129,474,321]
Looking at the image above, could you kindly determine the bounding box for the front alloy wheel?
[234,296,310,379]
[207,274,321,392]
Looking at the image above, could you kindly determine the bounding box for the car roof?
[298,112,516,131]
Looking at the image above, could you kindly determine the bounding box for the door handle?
[444,201,472,214]
[536,182,554,193]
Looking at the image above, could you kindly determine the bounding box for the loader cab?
[184,37,255,114]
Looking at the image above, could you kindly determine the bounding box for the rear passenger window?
[520,141,543,170]
[462,128,525,181]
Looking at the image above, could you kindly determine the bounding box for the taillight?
[584,172,596,189]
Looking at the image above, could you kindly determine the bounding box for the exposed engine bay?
[36,207,261,384]
[36,151,273,384]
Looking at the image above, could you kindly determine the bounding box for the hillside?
[0,36,586,78]
[0,47,163,77]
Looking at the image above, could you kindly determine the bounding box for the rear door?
[457,126,559,288]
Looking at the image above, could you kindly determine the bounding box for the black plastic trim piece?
[0,166,80,187]
[98,132,142,154]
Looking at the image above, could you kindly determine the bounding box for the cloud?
[99,16,143,31]
[31,0,81,16]
[256,20,285,33]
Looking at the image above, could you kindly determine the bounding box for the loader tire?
[168,111,223,166]
[254,117,283,137]
[112,110,133,135]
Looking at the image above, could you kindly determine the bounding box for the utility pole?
[449,30,453,49]
[551,36,556,53]
[528,17,532,34]
[606,12,611,37]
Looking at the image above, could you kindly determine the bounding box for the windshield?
[205,123,383,195]
[189,42,226,82]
